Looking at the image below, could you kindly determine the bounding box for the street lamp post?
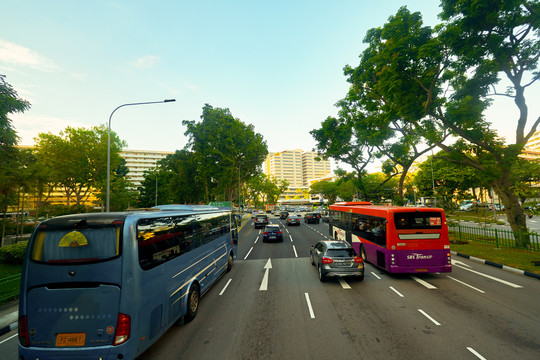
[106,99,175,212]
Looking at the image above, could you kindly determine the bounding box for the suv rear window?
[326,248,356,257]
[31,227,121,264]
[265,226,279,232]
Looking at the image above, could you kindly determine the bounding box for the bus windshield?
[30,227,121,264]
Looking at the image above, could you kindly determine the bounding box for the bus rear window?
[394,212,443,230]
[31,227,121,263]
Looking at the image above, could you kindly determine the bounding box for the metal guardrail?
[0,273,21,303]
[449,224,540,252]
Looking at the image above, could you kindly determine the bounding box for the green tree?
[182,104,268,203]
[342,4,539,246]
[34,125,126,207]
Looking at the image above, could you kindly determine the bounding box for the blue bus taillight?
[113,313,131,346]
[18,315,29,347]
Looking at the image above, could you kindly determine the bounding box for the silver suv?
[310,241,364,282]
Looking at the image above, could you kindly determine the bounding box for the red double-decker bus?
[329,202,451,274]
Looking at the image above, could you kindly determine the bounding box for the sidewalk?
[0,299,18,336]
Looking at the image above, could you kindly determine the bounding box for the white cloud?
[11,113,87,146]
[133,55,160,69]
[0,39,59,72]
[154,81,181,95]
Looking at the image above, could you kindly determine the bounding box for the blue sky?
[2,1,538,171]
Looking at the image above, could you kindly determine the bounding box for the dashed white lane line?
[418,309,441,326]
[338,278,351,289]
[305,293,315,318]
[447,276,485,293]
[219,279,232,295]
[390,286,404,297]
[411,276,437,289]
[467,347,487,360]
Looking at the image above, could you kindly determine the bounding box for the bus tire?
[360,245,367,262]
[226,253,233,272]
[185,283,200,323]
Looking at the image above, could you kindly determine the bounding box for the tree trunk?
[492,172,529,248]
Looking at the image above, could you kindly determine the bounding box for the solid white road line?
[411,276,437,289]
[338,278,351,289]
[447,276,485,293]
[219,279,232,295]
[254,236,259,244]
[454,264,523,288]
[418,309,441,326]
[244,247,253,260]
[389,286,404,297]
[0,333,17,345]
[467,347,487,360]
[305,293,315,318]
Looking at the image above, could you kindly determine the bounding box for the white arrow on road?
[451,259,471,268]
[259,258,272,291]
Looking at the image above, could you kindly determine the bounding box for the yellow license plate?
[55,333,86,347]
[415,268,428,272]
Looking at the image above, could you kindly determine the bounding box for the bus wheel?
[360,245,367,262]
[226,253,233,272]
[185,283,200,323]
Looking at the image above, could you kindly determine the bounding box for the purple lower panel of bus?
[356,243,451,273]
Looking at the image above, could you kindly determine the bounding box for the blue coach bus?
[18,205,238,359]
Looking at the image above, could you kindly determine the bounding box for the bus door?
[20,223,124,351]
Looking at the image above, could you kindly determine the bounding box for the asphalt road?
[2,215,539,359]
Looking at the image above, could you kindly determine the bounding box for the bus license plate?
[55,333,86,347]
[415,268,428,272]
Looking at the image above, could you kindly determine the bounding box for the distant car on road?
[304,212,320,224]
[310,241,364,282]
[254,214,269,228]
[262,224,283,242]
[286,214,301,226]
[279,211,289,220]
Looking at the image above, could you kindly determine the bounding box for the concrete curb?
[452,251,540,280]
[0,309,17,336]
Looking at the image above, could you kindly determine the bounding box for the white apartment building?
[120,149,174,188]
[264,149,332,200]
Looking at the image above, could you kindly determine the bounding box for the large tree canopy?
[182,104,268,203]
[314,1,538,246]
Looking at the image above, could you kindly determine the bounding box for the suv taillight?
[113,313,131,346]
[322,257,333,264]
[354,256,363,263]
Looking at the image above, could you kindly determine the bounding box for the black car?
[304,213,320,224]
[262,224,283,242]
[254,214,269,229]
[279,211,289,220]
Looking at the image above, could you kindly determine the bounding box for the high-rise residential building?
[120,149,174,188]
[264,149,332,201]
[522,130,540,161]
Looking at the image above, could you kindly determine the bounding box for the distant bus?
[329,202,451,274]
[18,205,238,359]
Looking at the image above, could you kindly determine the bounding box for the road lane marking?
[371,272,381,280]
[219,279,232,295]
[418,309,441,326]
[289,235,293,242]
[254,236,259,244]
[411,276,437,289]
[243,247,253,260]
[454,264,523,288]
[452,259,471,268]
[292,245,298,258]
[467,347,487,360]
[338,278,351,289]
[447,276,485,293]
[0,333,17,345]
[305,293,315,318]
[259,259,272,291]
[389,286,404,297]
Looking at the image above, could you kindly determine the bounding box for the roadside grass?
[0,264,22,305]
[450,239,540,275]
[447,212,506,225]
